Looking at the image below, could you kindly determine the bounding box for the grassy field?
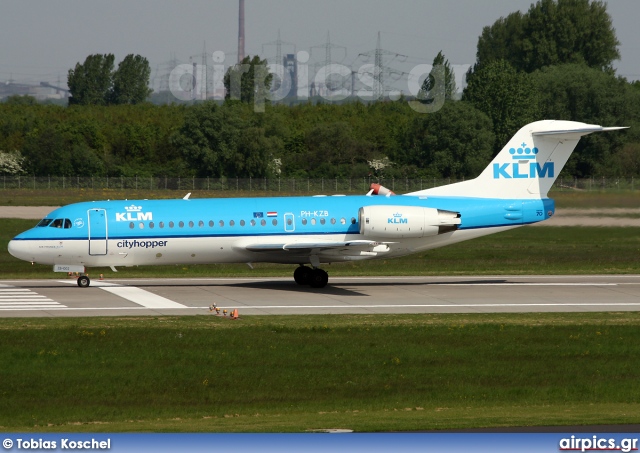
[0,314,639,432]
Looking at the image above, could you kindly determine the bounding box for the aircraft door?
[88,208,108,255]
[284,213,295,232]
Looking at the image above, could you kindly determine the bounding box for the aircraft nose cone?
[8,239,34,262]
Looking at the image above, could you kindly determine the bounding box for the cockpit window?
[37,219,53,227]
[48,218,72,229]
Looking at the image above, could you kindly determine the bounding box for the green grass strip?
[1,314,639,432]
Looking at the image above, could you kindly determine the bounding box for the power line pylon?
[357,31,407,100]
[309,32,347,95]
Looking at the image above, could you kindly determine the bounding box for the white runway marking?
[99,286,187,309]
[58,281,187,309]
[0,285,65,310]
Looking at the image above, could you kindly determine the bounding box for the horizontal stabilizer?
[532,126,628,137]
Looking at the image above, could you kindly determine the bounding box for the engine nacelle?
[359,205,461,239]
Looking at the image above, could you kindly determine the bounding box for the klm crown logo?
[125,205,142,212]
[493,143,554,179]
[510,143,539,160]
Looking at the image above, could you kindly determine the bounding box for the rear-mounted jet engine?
[358,206,461,239]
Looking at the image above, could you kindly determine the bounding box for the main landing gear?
[294,265,329,288]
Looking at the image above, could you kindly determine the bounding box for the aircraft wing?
[245,240,390,253]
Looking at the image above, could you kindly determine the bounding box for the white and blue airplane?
[8,120,626,288]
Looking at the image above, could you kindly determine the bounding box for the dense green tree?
[532,64,640,177]
[110,54,153,105]
[301,122,370,178]
[223,55,273,108]
[419,51,457,102]
[463,60,539,154]
[3,95,38,106]
[171,102,279,177]
[476,12,525,71]
[477,0,620,73]
[403,102,495,178]
[67,54,115,106]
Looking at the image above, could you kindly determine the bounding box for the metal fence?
[1,175,639,193]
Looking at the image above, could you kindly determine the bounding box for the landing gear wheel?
[77,275,90,288]
[293,265,312,285]
[309,268,329,288]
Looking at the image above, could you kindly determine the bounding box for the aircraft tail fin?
[407,120,627,199]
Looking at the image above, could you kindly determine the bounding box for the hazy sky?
[1,0,638,90]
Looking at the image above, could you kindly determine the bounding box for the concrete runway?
[2,275,640,317]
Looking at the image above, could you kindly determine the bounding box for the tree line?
[1,0,639,181]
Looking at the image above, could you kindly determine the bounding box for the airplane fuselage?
[8,194,554,268]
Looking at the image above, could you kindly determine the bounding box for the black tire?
[309,268,329,288]
[293,266,312,285]
[77,275,90,288]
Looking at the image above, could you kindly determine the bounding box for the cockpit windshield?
[40,218,73,229]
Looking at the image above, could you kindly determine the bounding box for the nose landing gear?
[77,275,91,288]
